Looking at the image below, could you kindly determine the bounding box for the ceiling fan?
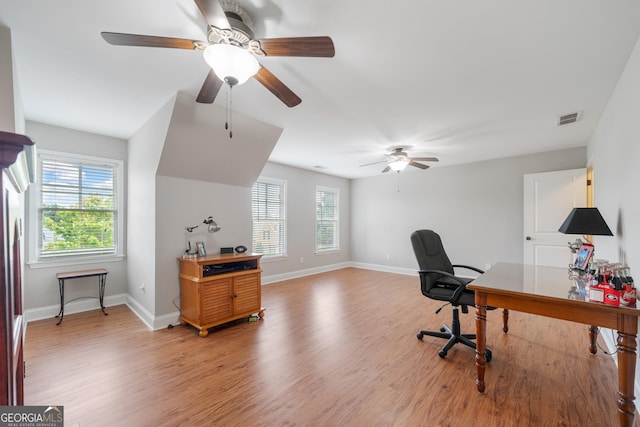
[360,147,439,173]
[100,0,335,108]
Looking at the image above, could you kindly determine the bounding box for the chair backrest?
[411,230,457,297]
[410,229,454,274]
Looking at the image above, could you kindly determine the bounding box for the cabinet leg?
[198,329,209,338]
[258,308,265,319]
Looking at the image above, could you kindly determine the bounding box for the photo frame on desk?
[196,241,207,257]
[574,244,593,270]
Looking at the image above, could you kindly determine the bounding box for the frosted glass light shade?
[389,158,409,171]
[203,44,259,86]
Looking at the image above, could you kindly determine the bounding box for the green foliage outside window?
[43,195,114,251]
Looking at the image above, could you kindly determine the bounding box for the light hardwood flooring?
[24,268,630,426]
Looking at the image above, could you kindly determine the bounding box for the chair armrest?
[452,264,485,274]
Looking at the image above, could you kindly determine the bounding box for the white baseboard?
[261,261,419,285]
[349,262,416,277]
[261,261,352,284]
[123,295,155,330]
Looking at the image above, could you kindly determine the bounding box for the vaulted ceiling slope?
[158,92,282,188]
[1,1,640,178]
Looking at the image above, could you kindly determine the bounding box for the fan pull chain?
[225,84,229,131]
[229,85,233,139]
[224,84,233,139]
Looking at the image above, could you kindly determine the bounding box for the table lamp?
[558,207,613,237]
[558,207,612,269]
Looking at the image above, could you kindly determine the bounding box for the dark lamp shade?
[558,208,613,236]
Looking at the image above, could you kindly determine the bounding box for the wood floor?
[24,268,629,426]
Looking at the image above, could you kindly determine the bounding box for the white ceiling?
[2,0,640,179]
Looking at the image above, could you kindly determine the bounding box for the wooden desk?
[55,268,108,325]
[468,262,639,427]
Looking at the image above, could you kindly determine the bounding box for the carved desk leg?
[502,309,509,333]
[588,325,599,355]
[474,292,488,393]
[617,314,637,427]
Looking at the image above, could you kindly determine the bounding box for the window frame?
[315,185,340,253]
[28,149,124,267]
[251,176,287,260]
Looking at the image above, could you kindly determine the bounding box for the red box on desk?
[589,283,607,303]
[603,287,620,306]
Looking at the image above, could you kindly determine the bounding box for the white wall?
[127,95,175,321]
[0,26,17,133]
[154,176,253,318]
[589,36,640,270]
[258,162,351,281]
[587,33,640,391]
[23,121,128,312]
[351,147,587,272]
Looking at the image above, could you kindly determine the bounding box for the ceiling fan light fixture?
[203,44,259,86]
[388,158,409,172]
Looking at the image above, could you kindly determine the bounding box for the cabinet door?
[201,278,233,324]
[233,274,260,314]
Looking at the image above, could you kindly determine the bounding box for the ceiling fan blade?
[359,160,387,167]
[381,166,391,173]
[101,32,206,50]
[196,70,223,104]
[257,36,335,57]
[253,66,302,107]
[409,161,430,170]
[412,157,439,162]
[195,0,231,30]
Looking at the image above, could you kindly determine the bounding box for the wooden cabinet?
[0,131,35,405]
[178,253,264,337]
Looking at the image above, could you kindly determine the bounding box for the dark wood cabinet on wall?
[0,131,35,405]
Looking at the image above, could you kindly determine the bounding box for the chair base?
[417,307,492,361]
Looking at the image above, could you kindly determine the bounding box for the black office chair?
[411,229,495,361]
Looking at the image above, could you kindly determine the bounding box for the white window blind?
[35,152,121,259]
[316,186,339,252]
[252,178,286,257]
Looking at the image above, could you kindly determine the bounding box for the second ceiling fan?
[361,147,439,173]
[101,0,335,107]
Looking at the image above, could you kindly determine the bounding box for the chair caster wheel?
[485,349,492,362]
[416,333,424,340]
[438,350,447,359]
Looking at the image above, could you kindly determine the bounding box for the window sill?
[315,249,340,255]
[260,255,288,263]
[28,255,125,269]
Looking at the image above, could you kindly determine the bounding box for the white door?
[523,168,587,267]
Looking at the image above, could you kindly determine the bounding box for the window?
[316,186,339,252]
[252,177,286,257]
[29,150,124,264]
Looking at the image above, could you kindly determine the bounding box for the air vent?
[558,111,582,126]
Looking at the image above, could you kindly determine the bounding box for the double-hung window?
[29,150,124,264]
[315,186,339,252]
[252,177,287,258]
